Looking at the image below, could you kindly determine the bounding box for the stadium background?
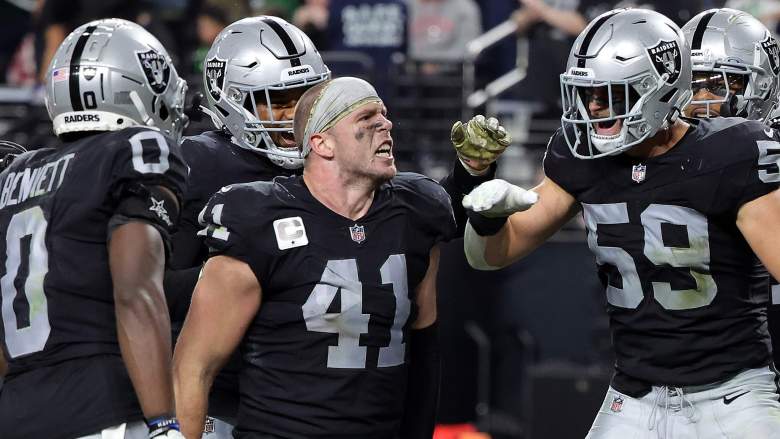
[0,0,774,437]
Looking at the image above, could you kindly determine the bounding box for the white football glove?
[462,179,538,218]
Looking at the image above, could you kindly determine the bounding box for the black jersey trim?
[577,11,621,68]
[691,11,716,50]
[262,18,302,68]
[69,25,97,112]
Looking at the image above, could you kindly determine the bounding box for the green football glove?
[450,115,512,166]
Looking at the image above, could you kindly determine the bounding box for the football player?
[0,19,188,438]
[166,16,509,437]
[682,8,780,121]
[173,77,463,438]
[680,6,780,399]
[464,8,780,438]
[164,17,331,435]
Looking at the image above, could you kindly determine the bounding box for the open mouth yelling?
[593,119,622,136]
[276,131,297,149]
[691,107,719,118]
[375,140,393,159]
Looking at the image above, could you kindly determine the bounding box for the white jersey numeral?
[583,203,717,310]
[129,130,170,174]
[303,255,410,369]
[1,206,51,358]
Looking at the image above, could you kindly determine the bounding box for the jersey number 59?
[583,203,717,310]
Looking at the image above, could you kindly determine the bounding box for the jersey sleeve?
[106,127,188,239]
[108,127,188,210]
[438,160,497,238]
[714,123,780,212]
[198,184,274,284]
[542,128,582,196]
[401,173,457,243]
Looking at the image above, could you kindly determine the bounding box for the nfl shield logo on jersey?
[631,164,646,183]
[349,224,366,243]
[610,396,624,413]
[204,417,215,434]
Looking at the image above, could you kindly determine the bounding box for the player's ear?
[309,133,334,159]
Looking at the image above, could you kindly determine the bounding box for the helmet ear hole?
[243,95,254,113]
[628,86,641,109]
[159,103,169,121]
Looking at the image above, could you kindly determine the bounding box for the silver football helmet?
[560,9,693,159]
[202,16,331,169]
[45,18,188,142]
[682,8,780,121]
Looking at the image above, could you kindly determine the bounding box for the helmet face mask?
[561,75,652,157]
[560,9,693,159]
[688,68,748,117]
[45,19,188,142]
[202,16,331,169]
[682,8,780,122]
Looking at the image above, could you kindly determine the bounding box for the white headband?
[301,77,382,157]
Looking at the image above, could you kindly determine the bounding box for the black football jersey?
[170,130,298,270]
[199,173,456,438]
[0,127,187,438]
[544,117,779,396]
[167,131,298,421]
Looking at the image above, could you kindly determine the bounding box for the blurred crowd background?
[3,1,780,437]
[4,0,770,184]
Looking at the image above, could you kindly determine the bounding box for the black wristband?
[467,210,509,236]
[146,414,180,437]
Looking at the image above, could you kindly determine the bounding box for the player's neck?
[624,118,690,160]
[302,170,375,221]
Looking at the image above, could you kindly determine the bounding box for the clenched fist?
[451,115,511,171]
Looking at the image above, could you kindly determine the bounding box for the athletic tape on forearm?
[301,77,382,157]
[463,222,503,271]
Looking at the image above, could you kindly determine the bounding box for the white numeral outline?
[583,203,717,310]
[1,206,50,358]
[303,255,410,369]
[129,130,170,174]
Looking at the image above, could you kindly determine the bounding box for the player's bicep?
[413,245,441,329]
[175,255,261,376]
[737,189,780,279]
[108,221,166,303]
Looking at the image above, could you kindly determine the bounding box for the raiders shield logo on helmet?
[761,36,780,76]
[647,40,681,84]
[205,56,227,102]
[135,49,170,95]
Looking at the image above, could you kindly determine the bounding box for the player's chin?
[370,160,397,182]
